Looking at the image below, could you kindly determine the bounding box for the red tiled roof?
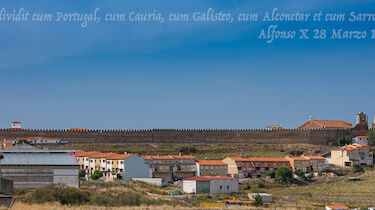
[332,143,368,151]
[107,154,134,160]
[90,153,118,158]
[196,160,227,166]
[304,156,325,160]
[76,152,100,157]
[3,142,13,147]
[183,176,236,181]
[326,205,348,210]
[146,155,174,160]
[228,157,252,161]
[287,156,309,160]
[354,136,368,138]
[225,200,254,204]
[249,157,289,162]
[312,120,352,128]
[171,155,195,159]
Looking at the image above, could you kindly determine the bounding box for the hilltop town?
[0,112,374,209]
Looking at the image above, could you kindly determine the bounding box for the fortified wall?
[0,125,369,146]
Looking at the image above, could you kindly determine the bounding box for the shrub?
[337,136,351,146]
[353,164,364,173]
[257,180,265,188]
[294,169,306,178]
[265,171,275,178]
[179,146,197,154]
[116,173,123,180]
[367,130,375,146]
[253,194,264,207]
[90,192,116,206]
[90,170,103,180]
[275,167,292,184]
[30,184,89,205]
[79,171,85,177]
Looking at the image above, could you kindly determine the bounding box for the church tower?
[356,112,368,126]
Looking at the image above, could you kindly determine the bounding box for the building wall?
[222,158,238,178]
[123,155,150,181]
[182,180,197,193]
[209,179,238,194]
[0,126,368,146]
[196,164,228,176]
[1,165,79,188]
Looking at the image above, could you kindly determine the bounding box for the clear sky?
[0,0,374,129]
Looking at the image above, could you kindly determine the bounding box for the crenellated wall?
[0,125,369,145]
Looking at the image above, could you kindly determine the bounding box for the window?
[227,185,229,190]
[219,185,222,189]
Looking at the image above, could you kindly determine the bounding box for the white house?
[352,136,369,144]
[182,176,238,194]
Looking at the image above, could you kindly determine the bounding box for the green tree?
[294,169,306,178]
[353,164,364,173]
[90,170,103,180]
[253,194,264,207]
[275,167,293,184]
[367,130,375,146]
[337,136,352,146]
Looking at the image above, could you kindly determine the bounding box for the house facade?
[76,151,100,174]
[182,176,238,194]
[352,136,369,144]
[285,155,326,174]
[330,143,373,167]
[222,157,292,178]
[88,153,118,174]
[196,160,228,176]
[144,155,196,182]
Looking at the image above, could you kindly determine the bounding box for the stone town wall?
[0,125,368,146]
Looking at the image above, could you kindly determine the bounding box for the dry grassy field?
[49,143,330,159]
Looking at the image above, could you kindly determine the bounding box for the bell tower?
[356,112,368,126]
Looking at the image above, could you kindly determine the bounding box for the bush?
[367,130,375,146]
[337,136,351,146]
[31,184,89,205]
[179,146,197,154]
[90,192,115,206]
[116,173,123,180]
[275,167,292,184]
[90,170,103,180]
[253,194,264,207]
[294,169,306,178]
[257,180,265,188]
[353,164,364,173]
[265,171,275,178]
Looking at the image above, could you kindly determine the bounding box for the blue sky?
[0,0,375,129]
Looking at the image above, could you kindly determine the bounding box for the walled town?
[0,112,374,209]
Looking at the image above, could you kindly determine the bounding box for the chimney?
[179,152,182,156]
[309,115,312,121]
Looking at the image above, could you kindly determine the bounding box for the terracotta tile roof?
[249,157,289,162]
[90,153,118,158]
[3,142,13,147]
[326,205,348,210]
[76,151,100,157]
[171,155,195,159]
[312,120,352,128]
[107,154,134,160]
[183,176,236,181]
[332,143,368,151]
[196,160,227,166]
[145,155,174,160]
[304,156,325,160]
[354,136,368,138]
[225,200,254,204]
[287,156,309,160]
[228,157,252,161]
